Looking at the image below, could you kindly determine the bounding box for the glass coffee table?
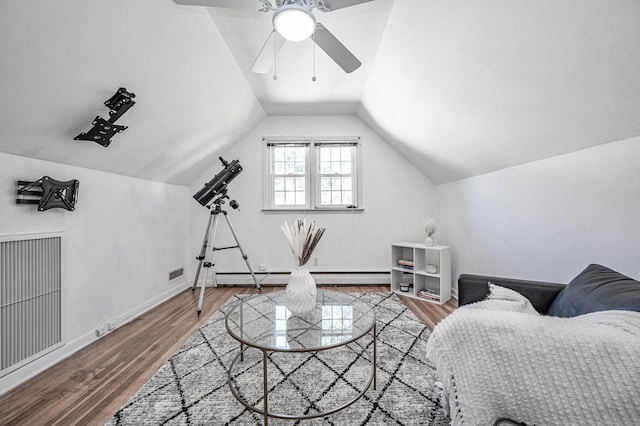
[225,289,377,425]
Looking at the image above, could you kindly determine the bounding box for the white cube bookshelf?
[391,242,451,305]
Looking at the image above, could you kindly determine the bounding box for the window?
[263,138,362,210]
[318,144,354,207]
[270,143,308,207]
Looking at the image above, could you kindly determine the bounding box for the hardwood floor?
[397,292,457,330]
[0,284,457,426]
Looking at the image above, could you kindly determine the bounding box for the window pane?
[341,161,352,174]
[274,177,284,190]
[285,192,295,205]
[340,148,351,162]
[320,147,331,162]
[285,162,294,174]
[295,191,305,205]
[331,178,341,190]
[331,161,341,174]
[295,147,305,161]
[321,191,331,205]
[331,192,342,204]
[331,147,340,160]
[320,161,331,174]
[274,161,284,174]
[274,148,284,161]
[342,191,352,204]
[285,148,294,162]
[295,177,305,190]
[320,178,331,190]
[294,162,305,174]
[342,177,351,190]
[274,192,285,205]
[285,177,295,190]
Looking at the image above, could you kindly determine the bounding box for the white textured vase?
[286,265,317,316]
[425,236,435,247]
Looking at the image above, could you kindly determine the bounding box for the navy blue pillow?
[548,264,640,317]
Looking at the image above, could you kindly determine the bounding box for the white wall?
[3,112,637,392]
[0,153,190,393]
[188,115,438,279]
[437,136,640,291]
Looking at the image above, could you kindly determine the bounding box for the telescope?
[190,156,259,316]
[193,157,242,207]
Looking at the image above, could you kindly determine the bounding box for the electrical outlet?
[95,325,107,337]
[107,320,117,331]
[259,263,267,271]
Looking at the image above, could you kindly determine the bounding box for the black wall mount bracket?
[74,87,135,147]
[17,176,80,211]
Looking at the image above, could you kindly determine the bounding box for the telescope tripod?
[192,200,260,316]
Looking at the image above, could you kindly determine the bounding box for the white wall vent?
[169,266,185,282]
[1,233,64,377]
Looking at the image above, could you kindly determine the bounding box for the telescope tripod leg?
[223,214,261,291]
[196,214,220,317]
[192,211,216,292]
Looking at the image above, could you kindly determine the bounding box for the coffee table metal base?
[227,322,377,425]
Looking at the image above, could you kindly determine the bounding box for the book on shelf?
[418,294,441,302]
[419,289,440,297]
[397,260,414,270]
[417,289,441,301]
[397,259,414,270]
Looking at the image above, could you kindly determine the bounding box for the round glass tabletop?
[225,289,376,352]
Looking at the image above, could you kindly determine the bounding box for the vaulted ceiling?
[1,0,639,185]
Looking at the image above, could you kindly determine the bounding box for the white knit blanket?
[426,299,640,425]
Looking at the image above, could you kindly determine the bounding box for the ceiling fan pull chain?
[312,32,317,82]
[273,30,278,80]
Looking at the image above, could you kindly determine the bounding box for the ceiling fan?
[173,0,374,74]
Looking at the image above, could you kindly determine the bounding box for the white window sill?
[262,207,365,214]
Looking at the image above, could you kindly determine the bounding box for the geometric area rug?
[106,292,449,425]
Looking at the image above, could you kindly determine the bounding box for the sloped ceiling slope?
[359,0,640,183]
[2,0,639,187]
[0,0,265,185]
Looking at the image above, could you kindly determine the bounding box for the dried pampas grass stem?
[281,219,326,266]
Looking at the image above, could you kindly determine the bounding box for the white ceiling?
[207,0,395,115]
[1,0,639,185]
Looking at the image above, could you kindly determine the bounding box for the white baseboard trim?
[205,271,391,286]
[0,280,192,397]
[113,280,192,330]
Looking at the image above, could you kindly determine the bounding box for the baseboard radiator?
[212,271,391,286]
[0,234,63,376]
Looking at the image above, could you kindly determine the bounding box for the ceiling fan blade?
[173,0,257,9]
[312,23,361,73]
[320,0,374,11]
[251,31,286,74]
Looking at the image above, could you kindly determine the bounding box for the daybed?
[426,264,640,426]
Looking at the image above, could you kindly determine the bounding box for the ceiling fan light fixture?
[273,6,316,42]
